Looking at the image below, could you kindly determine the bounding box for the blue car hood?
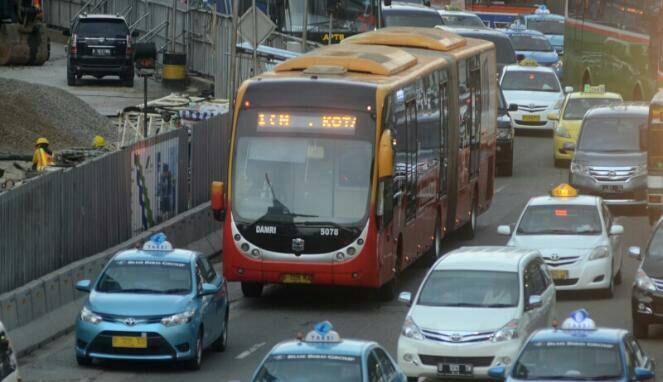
[517,50,559,65]
[87,291,193,316]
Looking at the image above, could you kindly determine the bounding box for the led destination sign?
[257,112,357,134]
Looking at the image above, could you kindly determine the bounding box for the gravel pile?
[0,78,115,154]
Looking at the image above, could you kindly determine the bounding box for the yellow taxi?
[548,85,622,167]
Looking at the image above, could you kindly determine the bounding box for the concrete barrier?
[0,202,223,355]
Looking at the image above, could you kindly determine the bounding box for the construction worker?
[32,137,54,171]
[91,135,106,150]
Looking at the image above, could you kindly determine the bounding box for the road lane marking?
[236,342,266,359]
[495,185,507,194]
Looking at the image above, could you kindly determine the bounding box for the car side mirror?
[508,103,518,112]
[564,86,574,94]
[200,283,219,296]
[634,367,654,381]
[497,225,511,236]
[131,30,140,38]
[547,111,560,121]
[629,246,642,260]
[527,295,542,310]
[398,291,412,306]
[211,181,226,222]
[75,279,92,293]
[609,224,624,235]
[62,29,71,36]
[487,366,506,380]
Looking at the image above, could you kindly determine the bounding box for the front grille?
[99,313,164,325]
[515,119,547,126]
[589,166,635,182]
[421,328,494,343]
[87,331,176,357]
[517,105,547,113]
[651,277,663,291]
[543,256,580,267]
[553,278,579,286]
[419,355,494,367]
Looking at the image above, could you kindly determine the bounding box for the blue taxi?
[251,322,406,382]
[74,233,229,370]
[488,310,655,381]
[504,25,562,79]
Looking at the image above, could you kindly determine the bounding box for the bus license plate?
[93,48,111,56]
[602,185,623,193]
[551,270,568,280]
[282,274,312,284]
[522,114,540,122]
[438,363,473,376]
[112,335,147,348]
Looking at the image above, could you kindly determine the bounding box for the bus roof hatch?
[274,44,417,76]
[342,27,466,52]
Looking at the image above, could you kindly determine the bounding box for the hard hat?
[35,137,49,146]
[92,135,106,148]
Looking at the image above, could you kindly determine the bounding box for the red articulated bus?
[211,27,497,299]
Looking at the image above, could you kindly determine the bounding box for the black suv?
[64,14,138,86]
[630,219,663,338]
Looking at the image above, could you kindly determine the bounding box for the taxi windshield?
[418,270,519,308]
[517,205,602,235]
[501,71,560,92]
[577,117,646,153]
[562,98,621,120]
[96,260,192,294]
[510,35,553,52]
[253,354,361,382]
[512,341,622,380]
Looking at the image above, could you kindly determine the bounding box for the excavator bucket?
[0,22,49,65]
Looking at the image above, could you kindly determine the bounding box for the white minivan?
[396,246,556,380]
[0,321,19,382]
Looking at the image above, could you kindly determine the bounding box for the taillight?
[70,34,77,55]
[126,35,133,58]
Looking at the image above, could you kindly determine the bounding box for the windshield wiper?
[116,288,162,294]
[439,302,485,307]
[586,376,621,380]
[482,303,516,308]
[297,220,357,234]
[161,288,190,294]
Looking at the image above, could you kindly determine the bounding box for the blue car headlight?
[161,309,196,327]
[80,306,102,324]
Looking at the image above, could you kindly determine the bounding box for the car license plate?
[522,114,540,122]
[551,269,568,280]
[282,274,312,284]
[601,184,623,193]
[93,48,111,56]
[112,335,147,348]
[438,363,473,376]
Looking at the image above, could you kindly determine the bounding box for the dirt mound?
[0,78,115,154]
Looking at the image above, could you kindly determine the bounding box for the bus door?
[405,99,418,223]
[456,59,472,227]
[469,56,481,182]
[439,74,450,231]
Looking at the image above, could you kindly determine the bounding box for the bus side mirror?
[211,181,226,222]
[377,130,394,226]
[62,29,71,36]
[378,130,394,180]
[383,0,391,6]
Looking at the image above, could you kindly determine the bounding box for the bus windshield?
[232,110,374,225]
[276,0,378,36]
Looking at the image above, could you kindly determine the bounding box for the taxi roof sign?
[519,58,539,67]
[142,233,174,252]
[583,84,606,94]
[535,5,551,14]
[303,321,342,343]
[551,183,578,198]
[561,309,597,330]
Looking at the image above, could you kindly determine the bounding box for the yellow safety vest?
[33,148,54,171]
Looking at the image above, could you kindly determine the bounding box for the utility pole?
[171,0,177,51]
[252,0,257,75]
[301,0,308,53]
[228,0,239,109]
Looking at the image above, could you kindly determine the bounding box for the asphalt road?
[19,134,658,382]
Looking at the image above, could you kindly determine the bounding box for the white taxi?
[397,246,556,380]
[500,62,566,131]
[498,184,624,297]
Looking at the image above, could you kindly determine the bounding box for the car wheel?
[185,330,203,370]
[212,310,228,352]
[426,221,442,265]
[76,354,92,366]
[500,162,513,177]
[67,66,76,86]
[633,317,648,339]
[407,377,418,382]
[241,282,263,298]
[459,198,478,240]
[602,268,614,299]
[649,210,660,226]
[615,259,623,285]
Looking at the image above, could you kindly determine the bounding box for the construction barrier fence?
[0,115,228,294]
